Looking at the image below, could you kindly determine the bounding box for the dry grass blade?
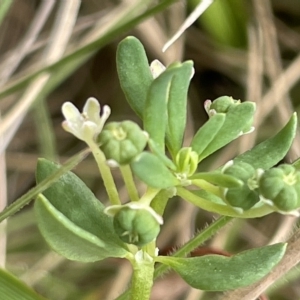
[0,0,55,86]
[0,113,7,268]
[163,0,214,52]
[0,0,81,153]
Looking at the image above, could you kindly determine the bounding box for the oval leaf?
[131,152,179,189]
[0,268,47,300]
[156,243,286,291]
[116,36,153,119]
[35,159,128,260]
[234,113,297,169]
[35,194,125,262]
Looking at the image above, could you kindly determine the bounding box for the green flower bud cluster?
[258,164,300,213]
[221,161,260,211]
[105,203,163,247]
[205,96,240,116]
[205,96,254,134]
[98,121,148,165]
[175,147,198,177]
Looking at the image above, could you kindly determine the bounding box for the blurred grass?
[1,0,300,300]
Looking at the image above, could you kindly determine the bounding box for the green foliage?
[156,243,286,291]
[190,113,225,157]
[131,152,179,189]
[143,61,193,156]
[3,34,300,300]
[198,101,256,161]
[234,113,297,169]
[35,159,129,262]
[116,36,153,119]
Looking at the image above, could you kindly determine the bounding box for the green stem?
[130,253,155,300]
[176,186,274,218]
[120,165,139,202]
[115,215,232,300]
[150,189,171,216]
[88,141,121,205]
[191,179,222,197]
[154,215,233,278]
[139,187,160,206]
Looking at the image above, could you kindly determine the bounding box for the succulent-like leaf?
[156,243,286,291]
[198,102,255,161]
[35,195,125,262]
[116,36,153,118]
[131,152,179,189]
[144,62,194,156]
[35,159,128,262]
[234,113,297,169]
[191,113,226,157]
[165,61,194,157]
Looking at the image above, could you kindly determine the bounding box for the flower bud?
[205,96,239,116]
[221,161,260,210]
[98,121,148,165]
[204,97,254,134]
[106,204,162,247]
[259,164,300,212]
[175,147,198,176]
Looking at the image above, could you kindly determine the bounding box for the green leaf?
[35,158,128,262]
[156,243,286,291]
[190,113,226,157]
[131,152,179,189]
[35,194,125,262]
[143,62,193,155]
[0,268,47,300]
[116,36,153,119]
[190,172,243,188]
[198,102,256,161]
[165,61,194,157]
[234,113,297,169]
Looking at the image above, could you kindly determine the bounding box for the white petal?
[62,102,81,123]
[81,121,98,142]
[95,105,111,130]
[83,97,100,123]
[62,120,84,140]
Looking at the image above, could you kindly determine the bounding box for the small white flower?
[62,97,110,143]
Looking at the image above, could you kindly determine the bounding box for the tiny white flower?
[62,97,110,143]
